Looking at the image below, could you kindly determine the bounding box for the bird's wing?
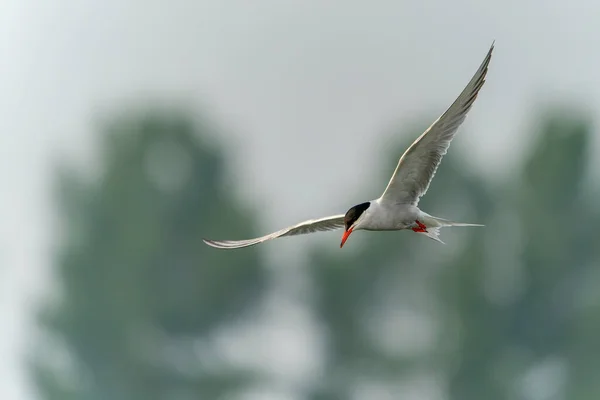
[203,214,346,249]
[379,42,494,206]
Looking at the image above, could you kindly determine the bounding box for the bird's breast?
[362,203,419,231]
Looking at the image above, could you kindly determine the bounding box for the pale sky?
[2,1,600,399]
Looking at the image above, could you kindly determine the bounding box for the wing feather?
[379,42,494,206]
[203,214,345,249]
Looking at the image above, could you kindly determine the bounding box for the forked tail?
[416,214,484,244]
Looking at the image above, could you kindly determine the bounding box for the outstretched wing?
[203,214,345,249]
[379,42,494,206]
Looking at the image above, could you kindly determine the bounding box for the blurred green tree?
[445,110,598,400]
[31,107,268,400]
[306,109,600,400]
[29,104,600,400]
[306,118,494,400]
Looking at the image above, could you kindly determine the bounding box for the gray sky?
[2,1,600,398]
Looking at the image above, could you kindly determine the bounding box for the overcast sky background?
[2,1,600,399]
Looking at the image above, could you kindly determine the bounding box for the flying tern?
[204,42,494,250]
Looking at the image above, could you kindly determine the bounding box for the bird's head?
[340,201,371,248]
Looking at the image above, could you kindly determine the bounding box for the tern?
[203,42,494,250]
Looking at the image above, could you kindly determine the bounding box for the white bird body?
[343,199,481,244]
[203,42,494,250]
[352,199,420,231]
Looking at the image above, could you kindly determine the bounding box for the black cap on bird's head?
[340,201,371,248]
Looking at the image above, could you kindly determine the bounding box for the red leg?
[412,220,428,233]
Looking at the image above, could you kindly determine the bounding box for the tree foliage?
[31,108,267,400]
[32,105,600,400]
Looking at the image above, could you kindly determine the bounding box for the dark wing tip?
[202,238,219,247]
[203,237,260,250]
[202,238,233,249]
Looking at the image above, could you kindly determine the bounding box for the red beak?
[340,227,353,248]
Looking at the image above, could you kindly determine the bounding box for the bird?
[203,42,494,250]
